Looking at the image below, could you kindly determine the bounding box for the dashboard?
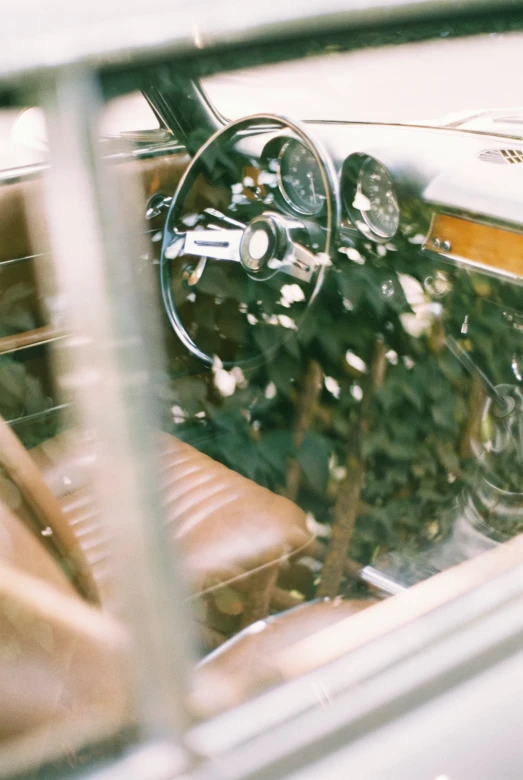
[234,120,523,284]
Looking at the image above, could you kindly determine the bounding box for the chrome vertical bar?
[38,65,194,760]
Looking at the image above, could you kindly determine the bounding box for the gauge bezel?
[341,153,400,242]
[277,139,326,217]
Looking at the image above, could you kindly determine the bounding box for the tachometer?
[355,157,400,239]
[277,140,326,216]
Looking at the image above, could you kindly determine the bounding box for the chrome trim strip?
[0,141,185,185]
[0,228,157,268]
[7,402,71,427]
[0,331,65,356]
[360,565,408,596]
[0,251,46,266]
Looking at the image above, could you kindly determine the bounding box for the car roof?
[0,0,521,83]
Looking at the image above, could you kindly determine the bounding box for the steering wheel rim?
[160,113,340,366]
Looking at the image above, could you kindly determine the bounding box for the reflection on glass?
[2,18,523,780]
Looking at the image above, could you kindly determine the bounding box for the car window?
[153,28,523,723]
[3,10,523,779]
[1,90,159,168]
[202,30,523,132]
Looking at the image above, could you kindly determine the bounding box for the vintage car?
[2,1,523,778]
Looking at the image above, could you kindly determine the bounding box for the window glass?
[202,31,523,134]
[159,28,523,715]
[2,90,159,169]
[2,18,523,779]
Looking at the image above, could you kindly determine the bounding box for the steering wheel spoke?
[183,228,243,262]
[278,242,319,283]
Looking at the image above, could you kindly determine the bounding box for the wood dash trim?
[426,213,523,278]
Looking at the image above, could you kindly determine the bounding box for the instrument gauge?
[277,140,326,216]
[355,157,400,239]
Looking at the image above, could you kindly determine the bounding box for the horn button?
[240,214,290,278]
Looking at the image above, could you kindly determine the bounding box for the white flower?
[324,376,340,399]
[214,369,236,397]
[258,171,278,186]
[352,191,371,211]
[408,233,426,245]
[305,512,332,539]
[339,246,365,264]
[400,313,426,338]
[181,213,199,227]
[316,252,332,267]
[212,355,237,397]
[171,405,186,424]
[277,314,297,330]
[265,382,277,399]
[230,366,247,388]
[398,273,426,308]
[165,239,183,259]
[400,302,442,339]
[345,351,367,373]
[351,384,363,401]
[397,274,443,338]
[386,349,399,365]
[279,284,305,308]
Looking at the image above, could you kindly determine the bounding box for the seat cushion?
[0,559,129,778]
[31,431,313,601]
[192,596,378,716]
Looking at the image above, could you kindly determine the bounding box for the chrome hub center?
[248,230,270,261]
[240,214,289,276]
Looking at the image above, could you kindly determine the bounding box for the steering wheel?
[160,114,340,366]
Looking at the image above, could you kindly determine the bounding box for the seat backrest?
[0,415,98,602]
[31,429,314,601]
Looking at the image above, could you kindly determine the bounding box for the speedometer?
[277,140,326,216]
[355,157,400,239]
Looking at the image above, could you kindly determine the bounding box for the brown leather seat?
[0,513,373,777]
[5,416,523,774]
[30,430,314,606]
[0,423,375,775]
[6,494,523,778]
[192,597,378,717]
[0,549,130,778]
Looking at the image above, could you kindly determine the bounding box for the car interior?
[2,13,523,776]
